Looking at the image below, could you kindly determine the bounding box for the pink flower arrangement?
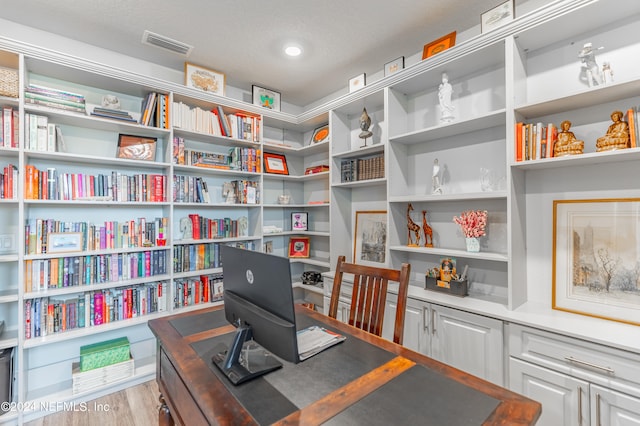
[453,210,488,238]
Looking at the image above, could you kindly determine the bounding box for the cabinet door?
[591,384,640,426]
[432,305,504,385]
[510,358,588,426]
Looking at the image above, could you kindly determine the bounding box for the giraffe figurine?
[422,210,433,248]
[406,203,421,247]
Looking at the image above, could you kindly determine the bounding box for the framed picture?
[353,211,387,266]
[481,0,515,33]
[48,232,83,253]
[349,73,366,93]
[184,62,225,96]
[310,125,329,145]
[384,56,405,77]
[292,212,308,231]
[422,31,457,60]
[288,237,310,258]
[263,152,289,175]
[553,198,640,326]
[117,134,157,161]
[263,240,273,254]
[252,85,281,111]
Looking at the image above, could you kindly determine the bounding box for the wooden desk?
[148,305,540,425]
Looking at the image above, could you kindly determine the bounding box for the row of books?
[1,106,19,148]
[140,92,170,129]
[514,122,558,161]
[172,241,255,273]
[24,84,86,114]
[25,217,167,255]
[340,155,385,182]
[24,250,168,292]
[24,281,167,339]
[24,113,65,152]
[173,273,224,308]
[24,166,167,202]
[173,174,211,203]
[183,214,248,240]
[172,102,261,142]
[1,163,17,199]
[228,179,260,204]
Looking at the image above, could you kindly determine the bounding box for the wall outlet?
[0,234,15,254]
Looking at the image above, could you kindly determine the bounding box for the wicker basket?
[0,68,19,98]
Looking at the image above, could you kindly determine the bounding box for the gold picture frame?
[422,31,457,60]
[184,62,225,96]
[553,198,640,326]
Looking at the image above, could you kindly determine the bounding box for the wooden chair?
[328,255,411,345]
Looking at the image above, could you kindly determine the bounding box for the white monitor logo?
[246,269,254,284]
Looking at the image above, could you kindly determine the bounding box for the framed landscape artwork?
[553,198,640,326]
[353,211,387,266]
[184,62,225,96]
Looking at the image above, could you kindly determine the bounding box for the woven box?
[0,68,18,98]
[425,276,468,297]
[80,337,130,372]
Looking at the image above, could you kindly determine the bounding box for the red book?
[514,122,523,162]
[94,292,104,325]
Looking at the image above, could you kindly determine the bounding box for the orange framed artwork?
[288,237,310,258]
[422,31,457,59]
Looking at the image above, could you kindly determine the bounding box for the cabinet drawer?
[508,324,640,393]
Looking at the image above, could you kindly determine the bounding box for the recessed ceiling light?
[284,45,302,57]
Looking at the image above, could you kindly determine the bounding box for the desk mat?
[170,308,228,337]
[326,363,501,425]
[189,314,395,425]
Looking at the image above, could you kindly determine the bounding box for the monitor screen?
[212,245,300,385]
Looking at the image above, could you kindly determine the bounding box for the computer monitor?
[212,245,300,385]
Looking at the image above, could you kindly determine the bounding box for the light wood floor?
[24,380,160,426]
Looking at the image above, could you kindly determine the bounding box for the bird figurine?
[359,108,373,146]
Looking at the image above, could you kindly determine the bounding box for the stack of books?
[90,106,137,123]
[24,84,86,114]
[73,336,134,394]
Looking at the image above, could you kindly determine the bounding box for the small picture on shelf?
[117,134,157,161]
[263,240,273,254]
[310,125,329,145]
[292,212,308,231]
[263,152,289,175]
[481,0,514,33]
[353,211,387,266]
[422,31,456,59]
[288,237,310,258]
[384,56,404,77]
[184,62,225,96]
[48,232,83,254]
[252,85,281,111]
[349,73,366,93]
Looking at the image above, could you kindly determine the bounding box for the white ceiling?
[3,0,503,107]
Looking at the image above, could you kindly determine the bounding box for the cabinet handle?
[596,392,601,426]
[431,309,436,335]
[577,386,582,426]
[422,306,428,332]
[565,356,615,374]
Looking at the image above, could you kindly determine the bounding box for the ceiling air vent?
[142,30,193,56]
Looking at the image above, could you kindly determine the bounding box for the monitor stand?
[212,325,282,385]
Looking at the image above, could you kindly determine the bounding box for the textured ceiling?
[3,0,504,107]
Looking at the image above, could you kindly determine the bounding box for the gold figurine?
[553,120,584,157]
[596,110,630,152]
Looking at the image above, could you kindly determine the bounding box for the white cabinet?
[509,324,640,425]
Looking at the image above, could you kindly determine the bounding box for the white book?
[36,114,48,151]
[47,123,56,152]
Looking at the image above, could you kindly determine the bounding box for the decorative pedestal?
[465,237,480,252]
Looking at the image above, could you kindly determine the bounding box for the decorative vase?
[465,237,480,252]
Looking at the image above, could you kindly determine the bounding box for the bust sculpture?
[359,108,373,145]
[596,110,630,152]
[553,120,584,157]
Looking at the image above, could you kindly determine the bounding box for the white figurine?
[432,158,443,195]
[578,42,603,87]
[438,73,455,123]
[602,62,614,84]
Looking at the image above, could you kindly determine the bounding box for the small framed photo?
[481,0,515,33]
[184,62,225,96]
[422,31,457,60]
[553,198,640,326]
[291,212,308,231]
[353,211,387,266]
[48,232,83,254]
[252,85,281,111]
[117,134,157,161]
[349,73,366,93]
[263,240,273,254]
[384,56,405,77]
[310,125,330,145]
[263,152,289,175]
[288,237,310,258]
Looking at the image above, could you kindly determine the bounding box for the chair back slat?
[329,255,411,345]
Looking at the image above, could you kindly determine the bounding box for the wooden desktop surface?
[148,305,540,425]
